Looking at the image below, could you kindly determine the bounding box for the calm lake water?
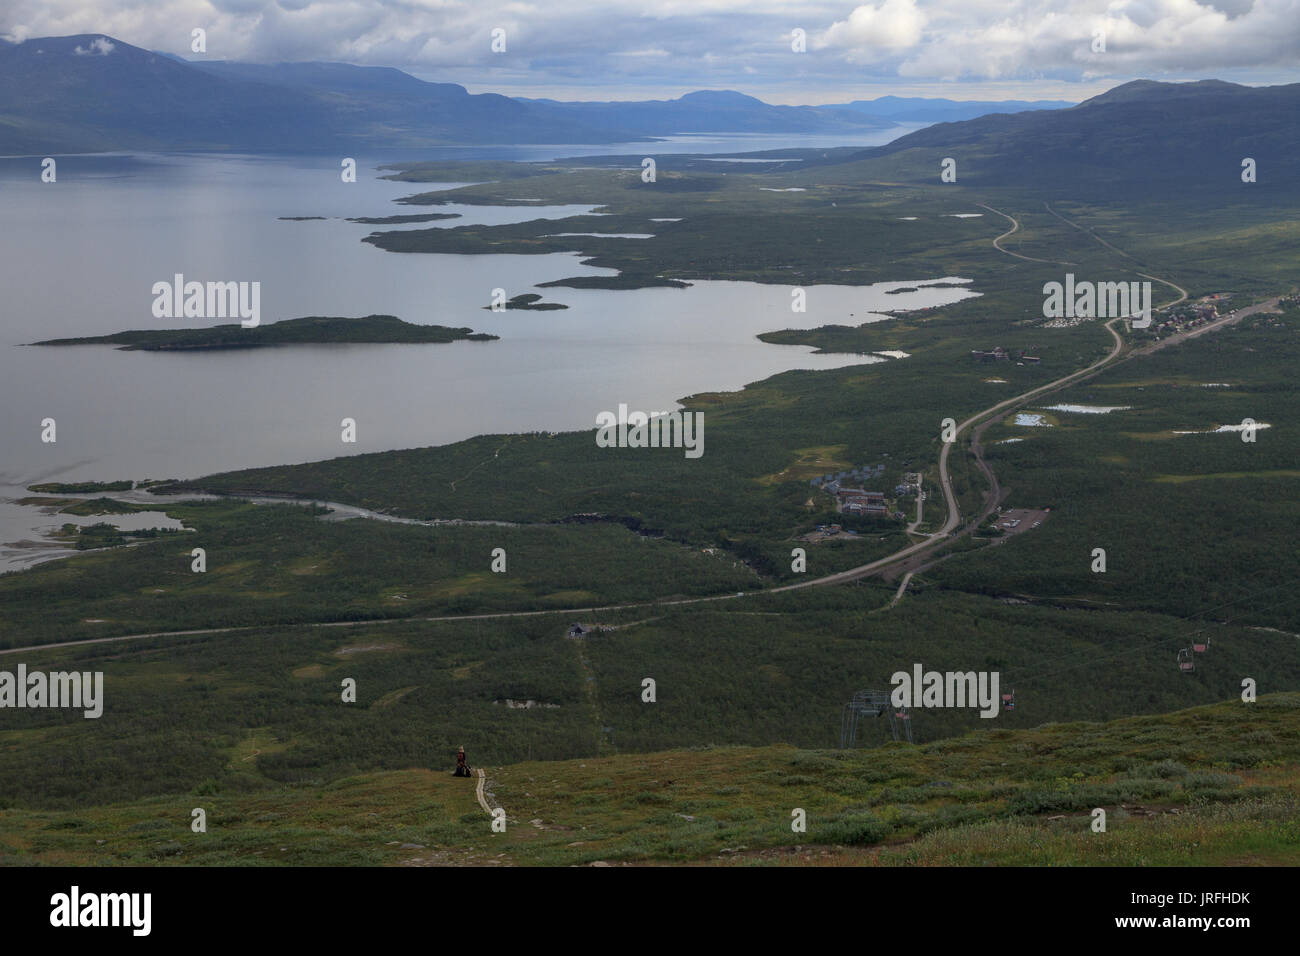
[0,132,976,569]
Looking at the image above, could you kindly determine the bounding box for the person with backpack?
[453,745,472,777]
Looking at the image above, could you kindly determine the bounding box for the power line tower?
[840,690,913,747]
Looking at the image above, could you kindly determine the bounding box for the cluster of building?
[894,472,922,497]
[807,463,918,521]
[838,487,887,516]
[971,346,1040,364]
[1144,298,1227,337]
[809,463,886,492]
[834,487,905,520]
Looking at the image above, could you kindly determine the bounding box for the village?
[1139,292,1235,338]
[802,464,922,539]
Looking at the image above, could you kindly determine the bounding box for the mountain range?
[0,33,1070,154]
[8,31,1287,192]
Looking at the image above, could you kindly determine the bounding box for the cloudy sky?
[4,0,1297,103]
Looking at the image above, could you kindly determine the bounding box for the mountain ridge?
[823,78,1300,192]
[0,33,1081,153]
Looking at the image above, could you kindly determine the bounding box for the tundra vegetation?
[4,142,1297,865]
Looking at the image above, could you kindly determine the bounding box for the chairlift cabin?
[1192,637,1210,653]
[1002,691,1015,711]
[1177,648,1195,673]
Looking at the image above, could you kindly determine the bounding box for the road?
[886,571,915,609]
[977,203,1075,265]
[4,210,1276,658]
[0,313,1134,657]
[906,481,924,535]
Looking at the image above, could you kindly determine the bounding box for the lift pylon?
[841,690,914,747]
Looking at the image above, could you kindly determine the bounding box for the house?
[836,488,884,501]
[836,486,889,515]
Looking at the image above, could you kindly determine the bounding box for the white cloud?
[894,0,1300,80]
[818,0,927,56]
[73,35,115,55]
[1,0,1297,97]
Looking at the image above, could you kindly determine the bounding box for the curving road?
[4,206,1267,658]
[977,203,1076,266]
[0,313,1135,657]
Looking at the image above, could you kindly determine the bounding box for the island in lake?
[347,213,461,224]
[278,213,461,223]
[31,315,498,351]
[484,293,568,311]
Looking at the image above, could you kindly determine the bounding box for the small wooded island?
[31,315,498,351]
[484,293,568,311]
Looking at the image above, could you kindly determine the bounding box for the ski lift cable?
[1018,594,1298,685]
[1001,608,1232,682]
[1008,592,1300,686]
[999,577,1300,677]
[992,578,1300,678]
[1015,598,1300,686]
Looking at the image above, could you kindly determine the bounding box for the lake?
[0,133,976,569]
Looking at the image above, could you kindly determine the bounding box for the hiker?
[453,745,472,777]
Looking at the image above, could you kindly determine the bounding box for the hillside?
[2,695,1295,866]
[824,79,1300,195]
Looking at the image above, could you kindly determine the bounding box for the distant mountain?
[512,89,895,134]
[835,80,1300,193]
[0,36,889,154]
[0,35,633,152]
[825,95,1075,124]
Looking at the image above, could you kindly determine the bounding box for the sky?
[3,0,1298,103]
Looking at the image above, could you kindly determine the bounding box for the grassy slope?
[3,694,1296,866]
[3,591,1297,814]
